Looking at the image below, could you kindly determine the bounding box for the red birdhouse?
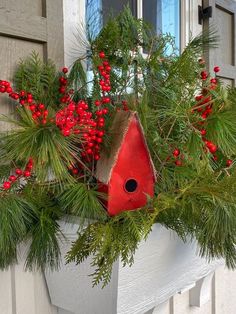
[96,111,156,216]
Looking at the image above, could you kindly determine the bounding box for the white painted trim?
[137,0,143,19]
[189,272,215,307]
[45,221,223,314]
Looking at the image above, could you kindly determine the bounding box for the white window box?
[45,220,223,314]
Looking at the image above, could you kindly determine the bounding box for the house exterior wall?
[0,1,236,314]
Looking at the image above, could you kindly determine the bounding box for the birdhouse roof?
[96,110,156,184]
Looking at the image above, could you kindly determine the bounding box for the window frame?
[85,0,184,51]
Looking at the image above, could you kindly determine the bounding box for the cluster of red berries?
[195,65,233,167]
[98,52,111,94]
[1,158,33,190]
[0,80,48,125]
[200,66,220,81]
[56,100,94,137]
[56,53,112,162]
[194,67,220,119]
[0,80,18,99]
[29,102,48,124]
[172,148,183,166]
[172,65,233,168]
[58,67,73,103]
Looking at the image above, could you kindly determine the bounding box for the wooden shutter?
[203,0,236,86]
[0,0,64,129]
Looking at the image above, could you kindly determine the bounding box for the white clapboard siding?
[0,0,63,313]
[1,1,236,314]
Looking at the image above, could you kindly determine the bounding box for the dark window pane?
[86,0,137,38]
[143,0,180,51]
[102,0,137,24]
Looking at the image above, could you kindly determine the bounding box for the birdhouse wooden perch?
[96,111,156,216]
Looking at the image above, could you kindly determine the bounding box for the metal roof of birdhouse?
[96,110,156,184]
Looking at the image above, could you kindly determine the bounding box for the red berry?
[72,168,79,174]
[3,181,11,190]
[15,169,22,175]
[226,159,233,167]
[9,175,17,182]
[98,131,104,137]
[32,113,38,120]
[210,78,217,84]
[23,170,31,177]
[59,77,67,85]
[201,129,207,136]
[62,67,68,74]
[62,129,70,136]
[38,103,45,110]
[102,97,110,104]
[201,71,208,79]
[209,144,217,154]
[6,87,12,93]
[14,93,19,99]
[59,86,66,94]
[19,91,26,97]
[96,137,103,143]
[94,154,100,160]
[98,65,104,71]
[26,164,33,170]
[173,149,180,157]
[175,160,182,166]
[98,117,105,123]
[68,102,75,111]
[86,148,93,154]
[95,100,101,106]
[43,110,49,117]
[29,105,36,111]
[99,51,105,59]
[213,66,220,73]
[95,110,103,116]
[201,113,208,119]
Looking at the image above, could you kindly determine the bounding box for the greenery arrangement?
[0,8,236,287]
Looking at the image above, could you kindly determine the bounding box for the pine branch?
[14,52,60,109]
[23,185,64,271]
[58,183,108,223]
[0,194,33,269]
[0,109,80,183]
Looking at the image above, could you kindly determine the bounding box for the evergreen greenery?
[0,8,236,286]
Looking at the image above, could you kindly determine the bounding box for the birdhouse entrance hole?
[124,179,138,193]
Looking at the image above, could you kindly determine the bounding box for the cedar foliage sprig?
[0,7,236,287]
